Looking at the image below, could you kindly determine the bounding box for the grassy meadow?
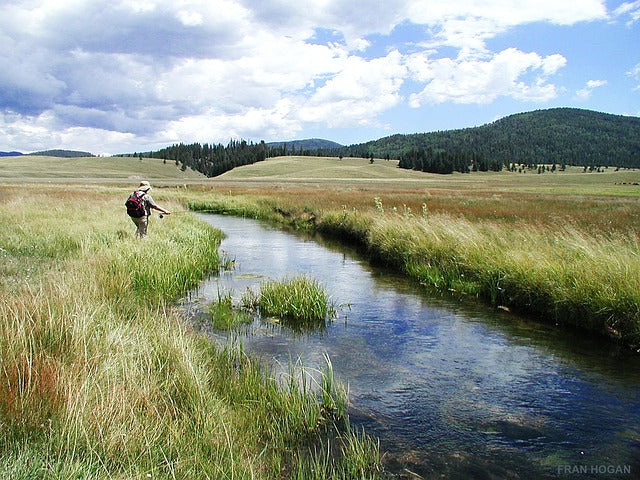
[0,182,381,478]
[1,152,640,477]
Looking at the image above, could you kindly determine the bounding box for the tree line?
[129,140,269,177]
[132,139,354,177]
[130,108,639,177]
[398,147,504,173]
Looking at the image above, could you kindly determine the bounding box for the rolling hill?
[0,155,206,180]
[345,108,640,168]
[218,155,417,181]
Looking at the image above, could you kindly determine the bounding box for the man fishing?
[126,180,171,238]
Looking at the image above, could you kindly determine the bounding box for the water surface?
[185,214,640,479]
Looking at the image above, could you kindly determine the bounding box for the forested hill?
[27,149,95,158]
[267,138,343,150]
[346,108,640,168]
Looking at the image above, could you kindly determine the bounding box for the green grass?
[208,291,254,329]
[3,155,639,477]
[243,276,336,330]
[218,155,640,195]
[0,184,382,479]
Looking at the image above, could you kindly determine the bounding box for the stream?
[183,213,640,479]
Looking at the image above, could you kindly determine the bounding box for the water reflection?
[184,214,640,480]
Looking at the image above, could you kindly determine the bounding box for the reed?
[330,210,640,347]
[282,428,382,480]
[187,195,272,220]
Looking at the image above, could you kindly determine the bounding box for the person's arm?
[146,194,171,215]
[152,204,171,215]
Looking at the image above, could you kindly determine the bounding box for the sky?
[1,0,639,155]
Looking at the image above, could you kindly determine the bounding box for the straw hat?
[138,180,152,192]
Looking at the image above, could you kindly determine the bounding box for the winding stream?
[184,213,640,479]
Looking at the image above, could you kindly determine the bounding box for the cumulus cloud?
[405,0,607,55]
[407,49,566,105]
[0,0,613,152]
[160,99,303,145]
[299,50,406,127]
[0,110,137,155]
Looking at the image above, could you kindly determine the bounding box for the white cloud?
[576,79,608,100]
[299,50,406,127]
[177,9,204,26]
[404,0,607,26]
[160,99,303,145]
[0,0,616,152]
[0,110,137,154]
[404,0,607,55]
[629,64,640,90]
[408,48,566,106]
[614,1,640,25]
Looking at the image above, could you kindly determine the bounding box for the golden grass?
[0,155,205,179]
[220,155,418,180]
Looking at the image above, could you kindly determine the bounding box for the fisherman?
[128,180,171,238]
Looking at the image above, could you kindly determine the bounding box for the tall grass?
[365,213,640,338]
[0,185,382,478]
[320,210,640,348]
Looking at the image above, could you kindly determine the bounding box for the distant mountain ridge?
[346,108,640,167]
[267,138,343,150]
[0,151,23,157]
[27,149,94,158]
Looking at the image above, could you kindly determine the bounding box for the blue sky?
[0,0,638,155]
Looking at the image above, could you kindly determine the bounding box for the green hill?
[347,108,640,167]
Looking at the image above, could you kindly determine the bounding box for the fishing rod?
[158,209,221,218]
[158,211,191,218]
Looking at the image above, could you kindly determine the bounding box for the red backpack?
[125,191,146,218]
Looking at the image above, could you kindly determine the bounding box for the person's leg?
[139,215,148,238]
[132,216,148,238]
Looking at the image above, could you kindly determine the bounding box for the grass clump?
[208,291,253,329]
[243,276,336,329]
